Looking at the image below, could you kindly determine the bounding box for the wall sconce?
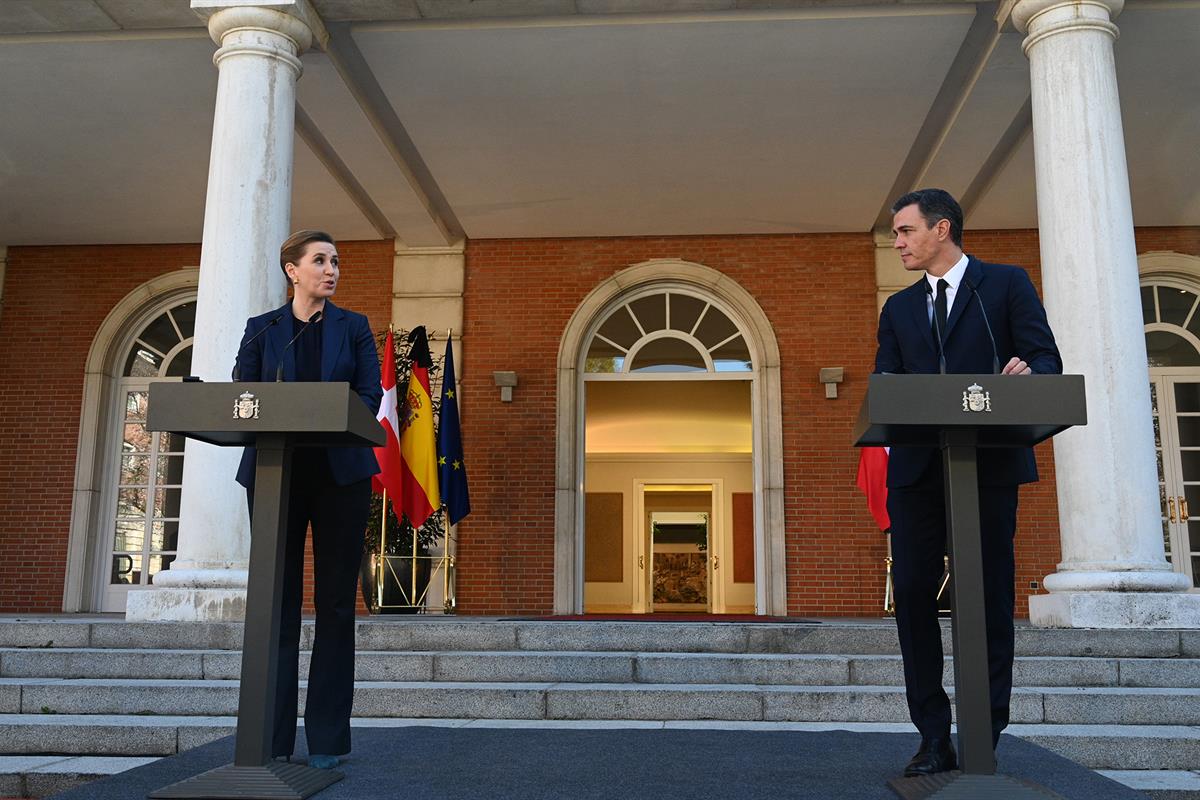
[493,371,518,402]
[819,367,844,399]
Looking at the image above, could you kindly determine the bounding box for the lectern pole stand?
[890,430,1062,799]
[144,382,385,799]
[150,435,342,798]
[941,429,996,776]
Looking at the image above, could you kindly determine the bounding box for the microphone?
[961,278,1000,374]
[275,310,323,382]
[232,313,284,381]
[924,281,947,374]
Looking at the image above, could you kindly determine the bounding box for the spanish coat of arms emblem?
[962,383,991,413]
[234,391,260,420]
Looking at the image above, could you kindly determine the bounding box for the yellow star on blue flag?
[436,334,471,524]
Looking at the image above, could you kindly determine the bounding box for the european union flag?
[437,333,471,525]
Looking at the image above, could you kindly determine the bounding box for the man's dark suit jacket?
[874,256,1063,488]
[233,300,383,489]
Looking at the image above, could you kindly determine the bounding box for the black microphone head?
[309,310,323,323]
[923,280,933,294]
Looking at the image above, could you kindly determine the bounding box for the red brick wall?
[0,240,392,614]
[458,234,885,616]
[1,229,1197,617]
[1134,227,1200,255]
[0,244,201,612]
[456,228,1200,618]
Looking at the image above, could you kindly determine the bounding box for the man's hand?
[1002,356,1031,375]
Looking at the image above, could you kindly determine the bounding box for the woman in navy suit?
[233,230,382,769]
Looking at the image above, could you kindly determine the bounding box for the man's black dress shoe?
[903,737,958,778]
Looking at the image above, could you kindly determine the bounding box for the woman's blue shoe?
[309,754,339,769]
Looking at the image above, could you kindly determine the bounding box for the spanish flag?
[397,326,441,529]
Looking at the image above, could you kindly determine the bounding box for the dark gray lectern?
[145,382,385,800]
[854,373,1086,800]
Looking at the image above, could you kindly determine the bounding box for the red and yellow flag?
[397,327,441,529]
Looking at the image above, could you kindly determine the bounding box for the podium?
[144,382,386,799]
[854,373,1086,800]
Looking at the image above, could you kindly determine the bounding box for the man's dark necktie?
[932,278,949,342]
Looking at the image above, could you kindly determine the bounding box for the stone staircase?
[0,616,1198,798]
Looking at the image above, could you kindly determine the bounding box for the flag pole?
[378,489,386,610]
[381,324,394,611]
[444,328,453,613]
[410,323,416,606]
[442,506,450,614]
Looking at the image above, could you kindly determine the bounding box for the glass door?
[1153,372,1200,587]
[102,387,184,610]
[97,300,194,611]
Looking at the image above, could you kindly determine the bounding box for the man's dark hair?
[891,188,963,248]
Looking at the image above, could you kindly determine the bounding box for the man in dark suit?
[874,189,1062,777]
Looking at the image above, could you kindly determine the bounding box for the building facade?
[0,0,1197,626]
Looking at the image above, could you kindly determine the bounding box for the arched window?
[1143,279,1200,586]
[103,300,194,609]
[584,291,753,374]
[1142,282,1200,367]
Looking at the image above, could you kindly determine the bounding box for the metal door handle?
[712,556,719,570]
[1182,497,1190,522]
[1169,496,1177,523]
[638,555,644,569]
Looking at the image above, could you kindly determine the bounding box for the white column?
[1012,0,1200,627]
[126,1,323,621]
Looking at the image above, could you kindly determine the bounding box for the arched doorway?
[1143,274,1200,588]
[583,288,753,613]
[555,260,785,615]
[63,270,198,612]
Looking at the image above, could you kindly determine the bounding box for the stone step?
[0,716,1195,772]
[2,617,1197,658]
[1096,770,1200,800]
[5,647,1199,689]
[4,678,1199,725]
[0,755,158,799]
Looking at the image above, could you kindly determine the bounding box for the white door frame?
[637,480,723,613]
[555,259,785,615]
[1151,368,1200,588]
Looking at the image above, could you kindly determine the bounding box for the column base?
[1029,591,1200,628]
[125,586,246,622]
